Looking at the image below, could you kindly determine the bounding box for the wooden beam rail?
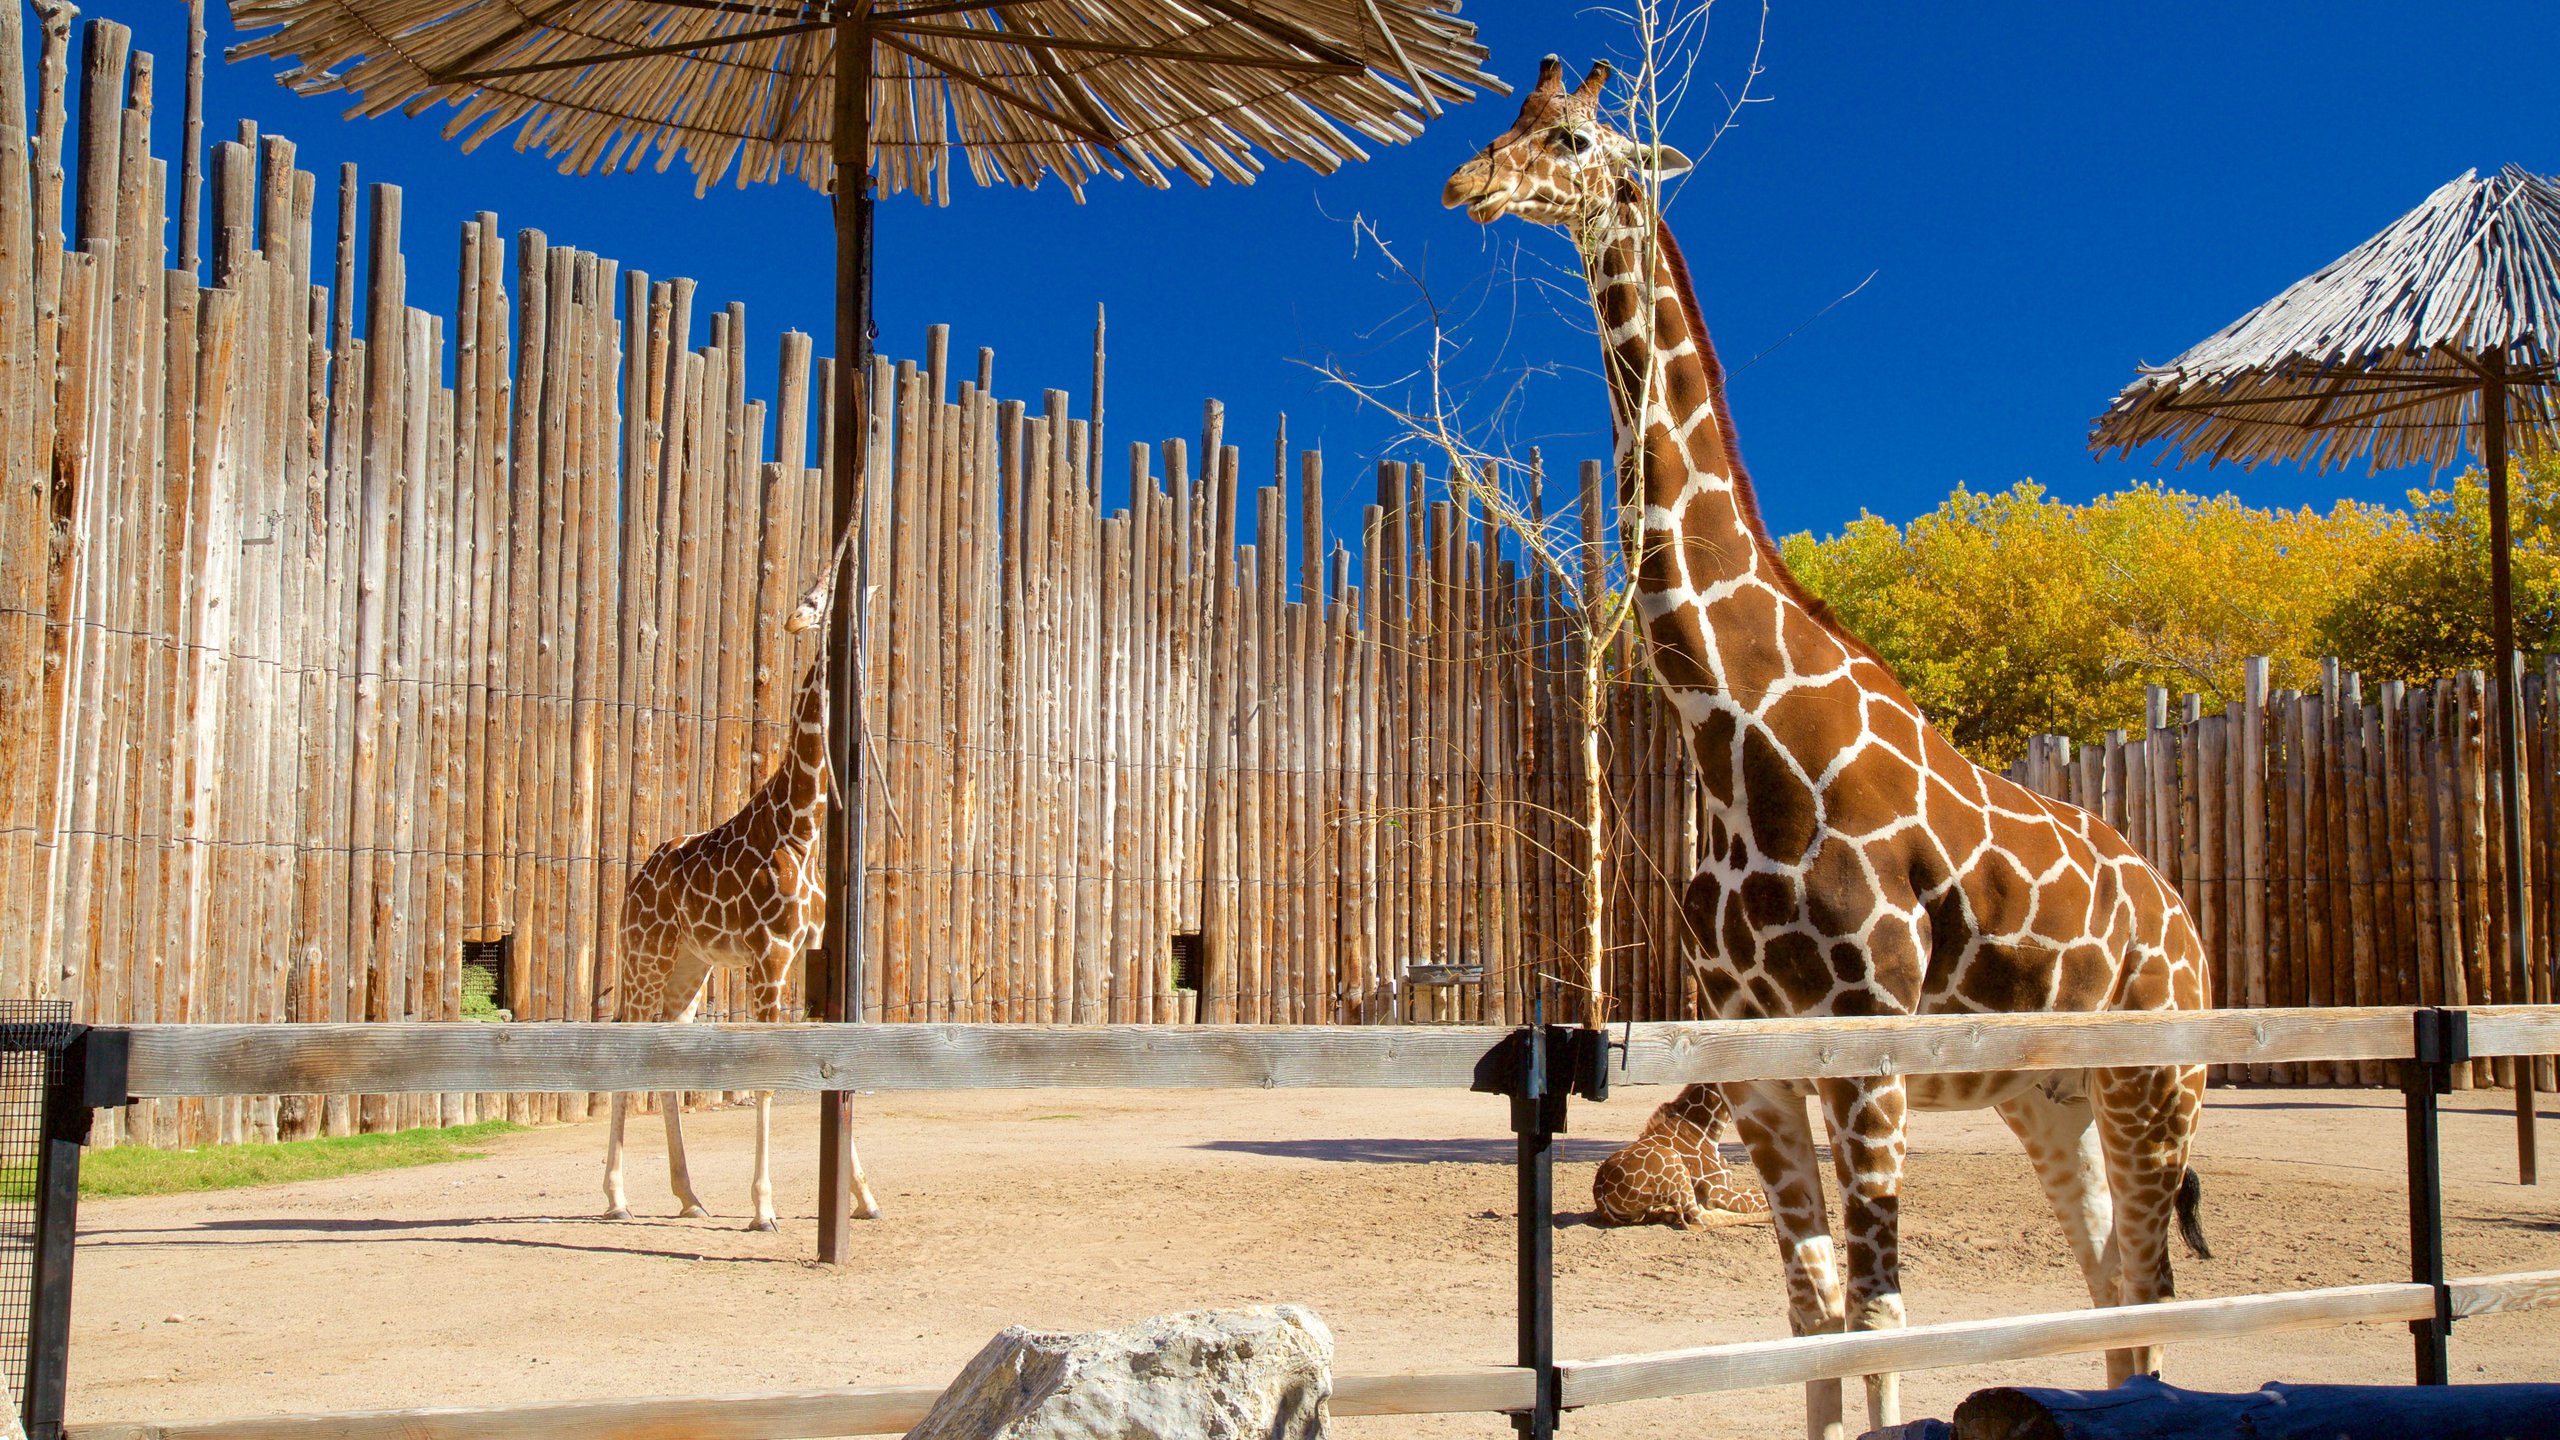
[1558,1284,2437,1409]
[67,1272,2560,1438]
[2461,1005,2560,1061]
[64,1012,2560,1439]
[1559,1269,2560,1410]
[65,1369,1536,1440]
[2450,1269,2560,1319]
[115,1006,2560,1099]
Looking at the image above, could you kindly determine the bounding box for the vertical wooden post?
[1196,411,1239,1022]
[177,0,204,275]
[2456,671,2493,1087]
[817,12,873,1262]
[2240,658,2268,1072]
[2482,364,2537,1183]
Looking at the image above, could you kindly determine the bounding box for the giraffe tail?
[2175,1165,2212,1259]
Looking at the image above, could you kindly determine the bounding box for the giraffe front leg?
[602,1092,633,1220]
[746,1091,778,1231]
[1821,1077,1909,1433]
[1730,1080,1848,1440]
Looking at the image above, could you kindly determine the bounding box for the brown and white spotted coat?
[1446,58,2209,1438]
[1593,1083,1771,1230]
[602,536,882,1231]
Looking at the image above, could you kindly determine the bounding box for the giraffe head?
[1441,57,1691,229]
[783,574,831,635]
[784,520,863,634]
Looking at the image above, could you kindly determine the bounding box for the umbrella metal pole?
[819,10,877,1262]
[2483,361,2538,1187]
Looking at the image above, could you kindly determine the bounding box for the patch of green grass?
[460,964,513,1022]
[70,1120,527,1199]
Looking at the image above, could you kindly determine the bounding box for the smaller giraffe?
[603,526,881,1232]
[1592,1084,1770,1230]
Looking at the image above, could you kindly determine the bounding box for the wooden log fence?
[0,15,1702,1154]
[6,20,2559,1169]
[58,1006,2560,1439]
[2007,673,2560,1091]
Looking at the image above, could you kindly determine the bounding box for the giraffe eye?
[1559,128,1594,155]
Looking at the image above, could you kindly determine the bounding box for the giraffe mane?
[1646,211,1883,668]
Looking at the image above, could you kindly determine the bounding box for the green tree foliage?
[2313,449,2560,685]
[1780,482,2412,769]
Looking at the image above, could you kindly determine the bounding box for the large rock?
[903,1304,1334,1440]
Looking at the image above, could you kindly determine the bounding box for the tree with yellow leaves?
[2315,449,2560,685]
[1781,482,2413,768]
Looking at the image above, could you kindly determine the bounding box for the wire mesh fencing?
[0,1002,74,1431]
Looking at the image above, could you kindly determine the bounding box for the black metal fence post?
[24,1027,128,1440]
[2403,1007,2467,1387]
[1475,1024,1609,1438]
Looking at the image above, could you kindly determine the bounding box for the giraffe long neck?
[781,652,829,826]
[1651,1105,1717,1166]
[744,651,829,852]
[1576,189,1872,715]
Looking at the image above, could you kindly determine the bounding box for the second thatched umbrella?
[223,0,1502,1257]
[2094,164,2560,1190]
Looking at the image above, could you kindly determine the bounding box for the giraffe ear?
[1625,143,1693,178]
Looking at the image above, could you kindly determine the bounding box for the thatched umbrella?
[2093,164,2560,1185]
[220,0,1501,1257]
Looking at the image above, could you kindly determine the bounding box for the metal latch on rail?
[1470,1026,1611,1107]
[46,1027,132,1145]
[2410,1009,2470,1096]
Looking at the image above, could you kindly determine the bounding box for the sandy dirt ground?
[69,1083,2560,1438]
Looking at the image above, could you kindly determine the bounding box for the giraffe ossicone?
[1446,55,2210,1440]
[1593,1083,1771,1230]
[603,524,881,1232]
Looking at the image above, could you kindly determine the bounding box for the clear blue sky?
[57,2,2560,547]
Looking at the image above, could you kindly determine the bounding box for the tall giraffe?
[1445,59,2209,1438]
[603,531,882,1231]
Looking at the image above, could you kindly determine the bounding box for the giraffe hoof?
[745,1216,779,1233]
[679,1204,712,1219]
[601,1207,632,1221]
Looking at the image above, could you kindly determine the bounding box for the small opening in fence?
[1171,933,1203,996]
[461,937,513,1023]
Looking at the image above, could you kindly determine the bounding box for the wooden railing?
[112,1006,2492,1097]
[64,1007,2560,1439]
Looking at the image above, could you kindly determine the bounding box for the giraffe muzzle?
[1442,157,1511,222]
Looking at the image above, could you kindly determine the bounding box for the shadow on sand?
[82,1213,806,1264]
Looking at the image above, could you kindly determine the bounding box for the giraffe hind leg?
[603,922,670,1222]
[661,964,715,1219]
[744,942,793,1233]
[1691,1174,1773,1229]
[847,1125,884,1220]
[663,1092,711,1218]
[2092,1062,2205,1385]
[1996,1080,2117,1310]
